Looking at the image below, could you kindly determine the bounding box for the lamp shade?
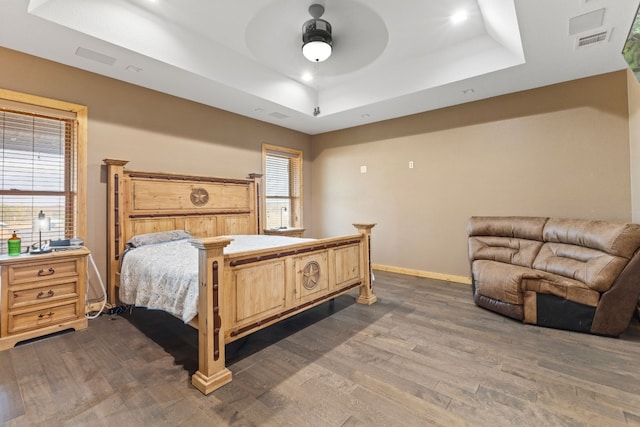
[302,40,332,62]
[32,211,51,232]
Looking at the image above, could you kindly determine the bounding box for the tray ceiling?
[0,0,638,134]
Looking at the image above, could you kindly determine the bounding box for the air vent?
[575,30,610,49]
[569,8,605,35]
[269,112,288,119]
[75,47,116,65]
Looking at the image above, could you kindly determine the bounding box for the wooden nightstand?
[0,247,90,350]
[263,227,306,238]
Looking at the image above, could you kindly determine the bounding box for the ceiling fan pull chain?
[314,61,321,117]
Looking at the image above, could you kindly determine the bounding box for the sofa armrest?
[591,251,640,336]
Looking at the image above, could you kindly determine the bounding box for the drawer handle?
[37,267,55,277]
[37,290,55,299]
[38,311,54,319]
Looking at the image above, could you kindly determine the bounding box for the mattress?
[119,233,315,323]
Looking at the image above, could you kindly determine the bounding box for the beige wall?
[311,71,632,280]
[1,46,635,288]
[0,47,311,298]
[628,68,640,223]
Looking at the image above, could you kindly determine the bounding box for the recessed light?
[450,10,468,24]
[301,72,313,82]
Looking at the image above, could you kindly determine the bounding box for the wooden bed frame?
[104,159,376,394]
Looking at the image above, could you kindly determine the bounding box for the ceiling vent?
[575,30,610,49]
[269,112,288,119]
[75,47,116,65]
[569,8,605,35]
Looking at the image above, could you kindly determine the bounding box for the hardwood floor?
[2,270,640,426]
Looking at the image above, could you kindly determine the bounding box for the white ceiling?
[0,0,639,135]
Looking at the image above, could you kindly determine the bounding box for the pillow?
[126,230,191,248]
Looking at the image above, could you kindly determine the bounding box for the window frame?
[0,88,87,251]
[262,144,303,231]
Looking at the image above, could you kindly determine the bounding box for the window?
[262,144,302,230]
[0,89,87,254]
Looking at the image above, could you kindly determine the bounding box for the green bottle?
[8,230,21,256]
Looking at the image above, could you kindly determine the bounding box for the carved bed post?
[191,236,233,395]
[247,173,263,234]
[103,158,129,305]
[353,223,377,305]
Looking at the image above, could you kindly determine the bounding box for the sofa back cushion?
[543,218,640,259]
[532,243,628,292]
[534,218,640,292]
[469,236,543,268]
[468,216,548,268]
[468,216,548,240]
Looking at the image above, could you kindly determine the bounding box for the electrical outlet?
[360,165,367,173]
[409,161,414,169]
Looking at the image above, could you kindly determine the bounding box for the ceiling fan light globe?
[302,41,332,62]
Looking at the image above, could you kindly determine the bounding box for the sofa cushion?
[532,242,628,292]
[472,260,543,305]
[469,236,543,268]
[468,216,548,240]
[543,218,640,259]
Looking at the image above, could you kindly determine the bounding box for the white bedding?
[119,234,315,323]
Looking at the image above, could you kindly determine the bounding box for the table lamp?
[30,210,52,254]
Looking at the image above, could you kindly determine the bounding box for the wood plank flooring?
[2,270,640,426]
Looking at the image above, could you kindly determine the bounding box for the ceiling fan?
[302,4,333,63]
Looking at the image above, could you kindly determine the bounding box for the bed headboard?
[104,158,260,304]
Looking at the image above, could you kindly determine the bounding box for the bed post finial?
[353,223,377,305]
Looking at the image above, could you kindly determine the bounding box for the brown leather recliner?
[468,216,640,336]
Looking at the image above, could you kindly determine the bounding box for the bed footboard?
[191,223,376,395]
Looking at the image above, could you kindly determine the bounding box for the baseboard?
[372,264,472,285]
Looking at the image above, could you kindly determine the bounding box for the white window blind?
[0,106,78,254]
[263,145,302,230]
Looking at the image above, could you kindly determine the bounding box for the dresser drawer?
[7,301,80,335]
[7,259,79,286]
[8,280,78,310]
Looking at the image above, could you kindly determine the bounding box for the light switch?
[360,165,367,173]
[409,161,414,169]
